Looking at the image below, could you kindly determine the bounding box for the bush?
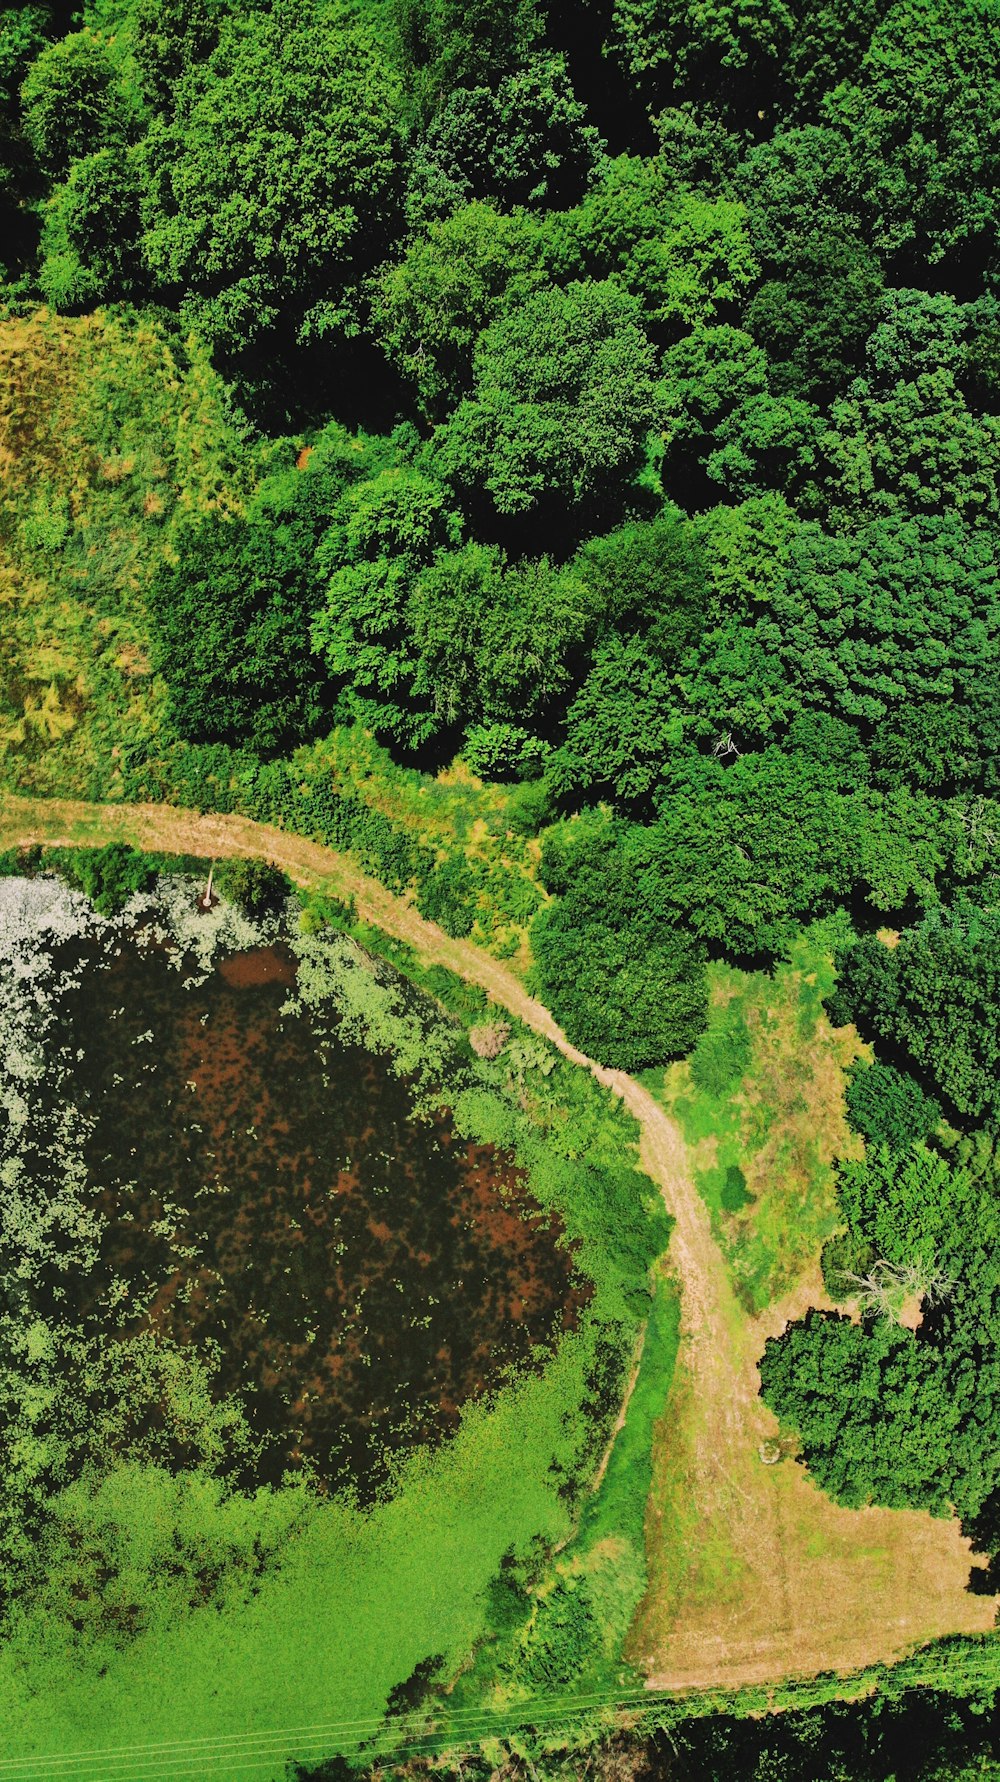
[416,852,480,937]
[820,1228,874,1300]
[689,1011,753,1097]
[297,889,357,934]
[501,778,556,837]
[146,514,332,756]
[464,722,550,782]
[721,1163,753,1212]
[215,858,291,919]
[59,842,155,915]
[844,1058,942,1149]
[531,897,708,1072]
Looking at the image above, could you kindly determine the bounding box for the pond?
[53,927,586,1496]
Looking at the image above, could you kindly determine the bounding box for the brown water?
[56,934,585,1495]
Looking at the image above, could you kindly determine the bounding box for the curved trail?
[0,792,993,1691]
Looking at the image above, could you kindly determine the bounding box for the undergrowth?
[642,918,860,1311]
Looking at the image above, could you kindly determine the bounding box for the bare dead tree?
[959,797,1000,865]
[712,730,741,760]
[842,1256,957,1323]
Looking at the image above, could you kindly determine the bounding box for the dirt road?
[1,792,993,1690]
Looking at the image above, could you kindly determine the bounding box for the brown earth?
[1,791,995,1691]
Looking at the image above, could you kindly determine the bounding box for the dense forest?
[3,0,1000,1771]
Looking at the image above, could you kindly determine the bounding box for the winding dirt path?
[1,792,994,1691]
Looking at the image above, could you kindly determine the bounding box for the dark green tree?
[836,908,1000,1126]
[311,466,461,748]
[405,53,601,223]
[531,823,709,1071]
[148,511,331,754]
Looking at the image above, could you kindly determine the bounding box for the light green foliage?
[552,156,758,326]
[609,0,796,104]
[372,203,548,416]
[560,635,684,806]
[836,1143,988,1277]
[661,324,770,454]
[435,279,662,517]
[659,930,850,1309]
[21,28,139,178]
[410,544,596,730]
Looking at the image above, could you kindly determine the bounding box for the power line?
[5,1652,1000,1782]
[0,1684,663,1780]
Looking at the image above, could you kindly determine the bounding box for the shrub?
[721,1163,753,1212]
[502,778,556,837]
[59,842,154,915]
[845,1058,941,1150]
[416,852,480,937]
[297,890,357,934]
[215,858,291,919]
[464,722,550,782]
[689,1011,753,1097]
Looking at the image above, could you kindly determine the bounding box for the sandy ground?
[2,792,995,1691]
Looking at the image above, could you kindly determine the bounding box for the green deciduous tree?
[408,545,595,730]
[133,0,406,351]
[559,636,684,808]
[21,28,137,178]
[551,156,758,327]
[435,280,662,518]
[823,0,1000,270]
[371,203,547,416]
[405,53,601,224]
[311,467,461,749]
